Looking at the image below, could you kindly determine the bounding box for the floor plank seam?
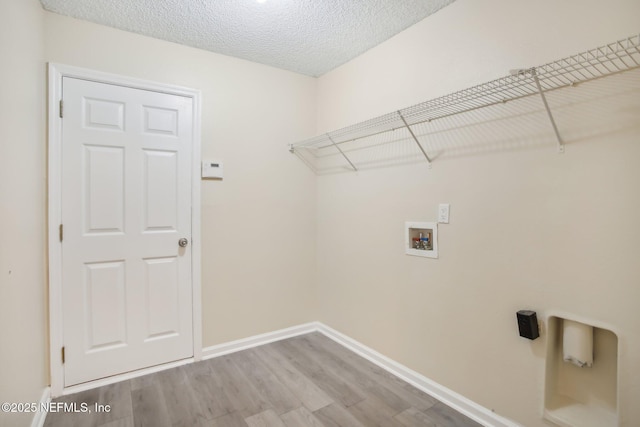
[44,333,483,427]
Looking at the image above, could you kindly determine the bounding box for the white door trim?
[47,63,202,397]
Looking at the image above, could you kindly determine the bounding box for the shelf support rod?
[327,134,358,171]
[531,68,564,153]
[398,111,432,166]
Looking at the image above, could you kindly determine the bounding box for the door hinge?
[61,346,65,364]
[59,100,64,118]
[59,224,63,242]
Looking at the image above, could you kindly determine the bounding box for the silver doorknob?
[178,238,189,247]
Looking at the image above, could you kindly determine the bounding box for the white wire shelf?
[290,33,640,174]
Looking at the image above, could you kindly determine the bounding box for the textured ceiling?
[39,0,456,77]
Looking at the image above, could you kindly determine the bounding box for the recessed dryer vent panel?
[544,316,618,427]
[405,222,438,259]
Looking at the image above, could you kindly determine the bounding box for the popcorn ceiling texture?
[39,0,456,76]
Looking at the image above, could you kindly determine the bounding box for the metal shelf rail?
[289,33,640,174]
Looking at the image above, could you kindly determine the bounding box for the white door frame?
[47,63,202,396]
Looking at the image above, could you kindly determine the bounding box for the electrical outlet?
[438,204,450,223]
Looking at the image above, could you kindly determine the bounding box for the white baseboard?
[203,321,521,426]
[49,321,521,427]
[201,322,319,360]
[30,387,51,427]
[315,323,522,427]
[55,323,317,398]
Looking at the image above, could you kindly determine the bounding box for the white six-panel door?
[61,77,194,386]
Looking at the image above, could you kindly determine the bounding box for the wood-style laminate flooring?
[44,332,482,427]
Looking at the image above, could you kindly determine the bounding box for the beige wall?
[3,6,317,424]
[0,0,48,426]
[2,1,638,426]
[42,12,319,348]
[315,0,640,426]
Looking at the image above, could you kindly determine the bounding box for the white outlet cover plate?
[438,204,450,223]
